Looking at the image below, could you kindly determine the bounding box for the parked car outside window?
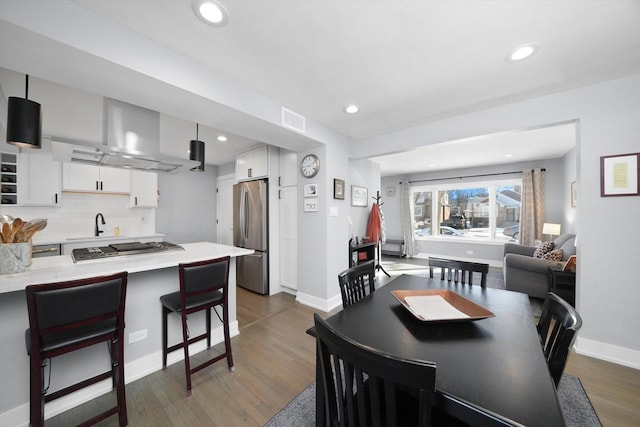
[441,215,465,229]
[415,226,465,237]
[503,224,520,239]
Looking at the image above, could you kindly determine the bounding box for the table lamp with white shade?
[542,223,561,241]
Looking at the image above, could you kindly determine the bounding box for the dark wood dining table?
[315,274,565,427]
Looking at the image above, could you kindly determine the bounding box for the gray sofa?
[503,234,576,299]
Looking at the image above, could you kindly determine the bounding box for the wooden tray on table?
[391,289,495,322]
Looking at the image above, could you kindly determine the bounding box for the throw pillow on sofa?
[533,241,554,258]
[542,249,564,261]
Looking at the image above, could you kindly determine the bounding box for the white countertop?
[0,242,253,294]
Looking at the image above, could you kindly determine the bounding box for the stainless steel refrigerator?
[233,179,269,294]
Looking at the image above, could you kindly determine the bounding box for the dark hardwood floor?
[45,268,639,426]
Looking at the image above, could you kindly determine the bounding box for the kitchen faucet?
[95,213,106,237]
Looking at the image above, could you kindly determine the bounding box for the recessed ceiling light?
[506,43,540,63]
[193,0,229,27]
[217,135,227,142]
[344,105,359,114]
[505,154,513,158]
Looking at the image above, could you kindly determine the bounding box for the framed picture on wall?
[304,183,318,197]
[600,152,640,197]
[333,179,345,200]
[304,197,318,212]
[351,185,368,207]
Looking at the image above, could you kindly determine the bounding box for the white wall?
[156,167,218,244]
[295,137,381,311]
[354,74,640,368]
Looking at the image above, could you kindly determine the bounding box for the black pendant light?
[190,123,205,172]
[7,75,42,149]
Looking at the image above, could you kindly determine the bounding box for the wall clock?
[300,153,320,178]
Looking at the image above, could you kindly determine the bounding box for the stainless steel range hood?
[51,98,200,174]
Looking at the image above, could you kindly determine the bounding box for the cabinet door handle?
[100,181,103,191]
[55,193,58,204]
[278,176,282,186]
[248,168,252,177]
[96,181,99,190]
[135,196,138,206]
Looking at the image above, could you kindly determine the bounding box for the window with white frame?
[411,179,522,241]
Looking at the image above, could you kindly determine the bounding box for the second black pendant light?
[190,123,205,172]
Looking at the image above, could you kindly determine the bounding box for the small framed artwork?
[351,185,368,207]
[304,183,318,198]
[571,181,577,207]
[304,197,318,212]
[333,179,345,200]
[386,186,396,197]
[600,153,640,197]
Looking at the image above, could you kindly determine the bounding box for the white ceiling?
[1,0,640,172]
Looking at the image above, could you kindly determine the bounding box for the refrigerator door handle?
[242,188,250,242]
[239,187,246,246]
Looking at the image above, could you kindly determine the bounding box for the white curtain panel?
[401,182,418,257]
[521,168,545,246]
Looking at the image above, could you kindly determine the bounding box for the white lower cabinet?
[279,186,298,290]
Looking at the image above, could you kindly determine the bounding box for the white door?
[279,186,298,290]
[217,175,235,246]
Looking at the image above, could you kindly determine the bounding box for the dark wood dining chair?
[429,257,489,287]
[338,259,376,308]
[537,292,583,387]
[314,313,438,427]
[25,272,128,427]
[160,256,234,394]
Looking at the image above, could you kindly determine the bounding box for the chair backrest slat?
[428,257,489,287]
[537,292,582,387]
[314,313,436,427]
[338,260,376,308]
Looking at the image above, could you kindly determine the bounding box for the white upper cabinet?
[278,148,298,187]
[236,146,268,181]
[130,170,158,207]
[17,137,62,206]
[62,163,131,193]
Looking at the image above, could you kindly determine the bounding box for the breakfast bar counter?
[0,242,252,426]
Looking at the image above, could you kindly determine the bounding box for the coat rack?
[372,190,390,277]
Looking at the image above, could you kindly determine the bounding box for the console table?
[348,241,375,268]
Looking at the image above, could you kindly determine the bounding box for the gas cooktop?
[71,241,184,262]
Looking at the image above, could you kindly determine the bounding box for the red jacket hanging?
[366,203,381,246]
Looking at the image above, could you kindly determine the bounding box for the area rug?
[264,374,601,427]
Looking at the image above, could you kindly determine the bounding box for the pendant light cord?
[25,74,29,99]
[196,123,199,140]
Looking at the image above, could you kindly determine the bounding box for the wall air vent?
[281,107,306,134]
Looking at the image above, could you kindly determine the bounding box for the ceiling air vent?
[281,107,305,134]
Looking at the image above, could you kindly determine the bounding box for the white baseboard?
[1,321,239,427]
[575,336,640,370]
[296,291,342,312]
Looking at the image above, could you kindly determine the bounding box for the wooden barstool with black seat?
[25,271,128,427]
[160,256,234,394]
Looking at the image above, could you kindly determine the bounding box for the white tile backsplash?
[0,192,155,244]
